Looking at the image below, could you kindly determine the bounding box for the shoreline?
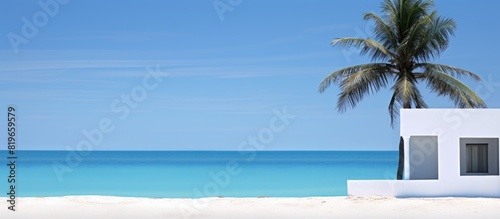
[2,196,500,218]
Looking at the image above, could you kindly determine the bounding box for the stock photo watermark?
[432,73,500,143]
[7,0,70,54]
[6,106,18,211]
[51,65,167,182]
[340,23,373,63]
[177,106,296,218]
[213,0,243,21]
[476,74,500,101]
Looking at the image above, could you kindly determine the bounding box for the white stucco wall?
[400,109,500,181]
[348,109,500,197]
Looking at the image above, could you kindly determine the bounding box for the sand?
[1,196,500,219]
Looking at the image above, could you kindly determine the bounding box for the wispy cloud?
[0,51,336,81]
[50,31,191,41]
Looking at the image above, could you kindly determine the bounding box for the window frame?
[459,138,499,176]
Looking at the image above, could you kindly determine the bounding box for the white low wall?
[348,178,500,197]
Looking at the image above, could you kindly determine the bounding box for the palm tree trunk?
[397,136,404,180]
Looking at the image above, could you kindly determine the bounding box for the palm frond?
[420,70,486,108]
[388,91,403,126]
[364,13,398,51]
[410,85,428,109]
[336,65,392,112]
[318,63,393,93]
[412,13,456,62]
[388,73,428,125]
[417,63,481,81]
[400,11,434,59]
[393,74,417,105]
[331,37,394,61]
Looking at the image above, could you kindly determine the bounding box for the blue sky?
[1,0,499,151]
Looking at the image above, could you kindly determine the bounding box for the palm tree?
[319,0,486,179]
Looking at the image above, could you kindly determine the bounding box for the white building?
[348,109,500,197]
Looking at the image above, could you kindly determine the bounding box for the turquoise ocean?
[0,151,397,198]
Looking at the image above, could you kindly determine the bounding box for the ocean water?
[0,151,397,198]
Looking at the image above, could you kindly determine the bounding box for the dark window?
[466,144,488,173]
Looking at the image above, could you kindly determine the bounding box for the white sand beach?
[2,196,500,219]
